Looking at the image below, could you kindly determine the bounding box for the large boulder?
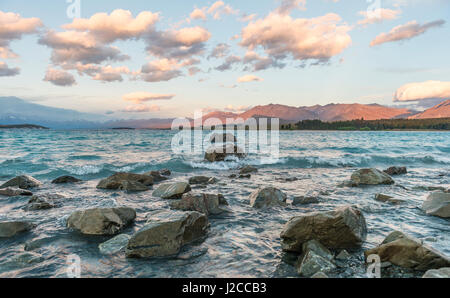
[0,175,41,189]
[99,234,131,255]
[0,221,35,238]
[96,172,153,191]
[0,187,32,197]
[421,192,450,218]
[51,176,82,184]
[280,206,367,252]
[170,192,227,216]
[204,144,245,162]
[209,132,237,144]
[126,210,208,258]
[350,168,394,186]
[384,166,407,176]
[67,207,136,235]
[249,187,287,208]
[364,231,450,271]
[422,267,450,278]
[152,182,191,199]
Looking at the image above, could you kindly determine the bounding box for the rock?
[170,192,227,216]
[350,168,394,186]
[209,132,237,144]
[159,169,171,176]
[188,176,217,185]
[280,206,367,252]
[239,165,257,174]
[422,267,450,278]
[204,144,245,162]
[421,192,450,218]
[336,250,351,260]
[0,221,35,238]
[297,249,336,277]
[177,247,208,260]
[384,166,407,176]
[99,234,131,255]
[284,177,299,182]
[126,210,209,258]
[96,172,153,191]
[292,196,319,205]
[228,174,237,179]
[311,272,328,278]
[239,174,251,179]
[0,187,32,197]
[152,182,191,199]
[0,175,41,189]
[249,187,287,208]
[51,176,82,184]
[144,171,169,183]
[364,231,450,271]
[374,193,405,205]
[67,207,136,235]
[24,194,65,211]
[302,240,333,261]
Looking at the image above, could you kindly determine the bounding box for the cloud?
[370,19,445,46]
[243,51,285,71]
[208,43,230,59]
[237,75,263,83]
[275,0,306,15]
[240,13,352,67]
[123,92,175,103]
[121,104,160,112]
[138,58,183,82]
[190,8,207,20]
[188,66,201,76]
[189,1,238,22]
[43,68,76,86]
[0,11,43,59]
[0,61,20,76]
[394,80,450,102]
[224,105,252,113]
[215,55,241,71]
[357,8,401,26]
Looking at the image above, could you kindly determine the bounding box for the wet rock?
[152,182,191,199]
[421,192,450,218]
[384,166,407,176]
[281,206,367,252]
[51,176,82,184]
[311,272,328,278]
[0,252,44,270]
[144,170,169,183]
[0,221,35,238]
[159,169,171,176]
[292,196,319,205]
[350,168,394,186]
[249,187,287,208]
[0,187,32,197]
[239,165,257,174]
[228,174,237,179]
[96,172,154,191]
[364,231,450,271]
[177,247,208,260]
[336,250,351,260]
[297,249,336,277]
[99,234,131,255]
[67,207,136,235]
[209,132,237,144]
[0,175,42,189]
[374,193,405,205]
[284,177,299,182]
[126,210,208,258]
[188,176,217,185]
[422,267,450,278]
[170,192,227,216]
[204,144,245,162]
[24,194,65,211]
[302,240,333,261]
[239,174,251,179]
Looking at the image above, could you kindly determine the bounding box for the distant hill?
[0,124,48,129]
[409,99,450,119]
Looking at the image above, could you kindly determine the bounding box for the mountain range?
[1,96,449,129]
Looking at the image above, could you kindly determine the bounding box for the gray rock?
[336,250,351,260]
[297,249,336,277]
[302,240,333,261]
[188,176,217,185]
[422,192,450,218]
[143,170,169,183]
[51,176,82,184]
[158,169,171,176]
[292,196,319,205]
[350,168,394,186]
[126,210,208,258]
[177,247,208,260]
[422,267,450,278]
[170,192,227,216]
[24,193,65,211]
[209,132,237,144]
[204,144,245,162]
[0,221,35,238]
[311,272,329,278]
[239,165,257,174]
[239,174,251,179]
[99,234,131,255]
[67,207,136,235]
[0,175,42,189]
[0,187,32,197]
[249,187,287,208]
[384,166,407,176]
[152,182,191,199]
[374,193,405,205]
[96,172,153,191]
[281,206,367,252]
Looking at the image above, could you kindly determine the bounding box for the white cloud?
[123,92,175,103]
[121,104,160,112]
[357,8,401,26]
[275,0,306,15]
[43,68,76,86]
[237,75,263,83]
[394,81,450,101]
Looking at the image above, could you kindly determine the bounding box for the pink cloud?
[237,75,263,83]
[357,8,401,26]
[43,68,76,86]
[123,92,175,103]
[394,81,450,102]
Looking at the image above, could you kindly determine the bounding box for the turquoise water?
[0,130,449,277]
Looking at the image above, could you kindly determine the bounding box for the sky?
[0,0,449,119]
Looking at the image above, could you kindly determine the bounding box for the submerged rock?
[0,187,32,197]
[0,175,42,190]
[152,182,191,199]
[126,210,208,258]
[209,132,237,144]
[421,192,450,218]
[422,267,450,278]
[51,176,82,184]
[384,166,407,176]
[144,170,170,183]
[67,207,136,235]
[0,221,35,238]
[350,168,394,186]
[96,172,153,191]
[297,249,336,277]
[302,239,334,261]
[336,250,351,260]
[374,193,405,205]
[170,192,227,216]
[99,234,131,255]
[365,231,450,271]
[204,144,245,162]
[281,206,367,252]
[188,176,217,185]
[249,187,287,208]
[292,196,319,205]
[24,194,65,211]
[239,165,257,174]
[239,174,251,179]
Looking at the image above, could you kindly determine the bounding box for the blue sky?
[0,0,449,118]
